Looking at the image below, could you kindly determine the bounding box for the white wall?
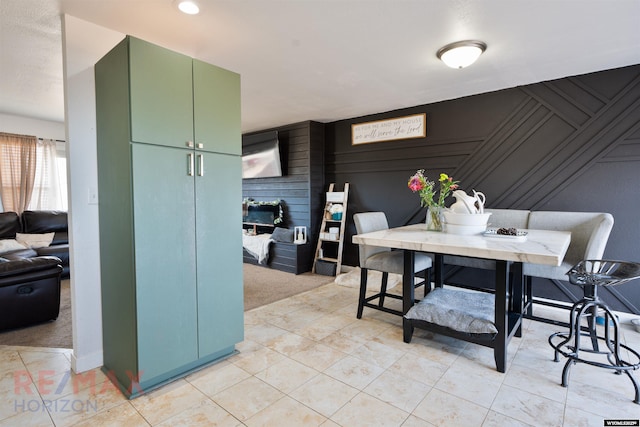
[0,113,65,141]
[61,15,124,373]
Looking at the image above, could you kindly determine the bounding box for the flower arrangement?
[328,203,343,214]
[407,170,459,208]
[327,203,344,220]
[407,170,459,231]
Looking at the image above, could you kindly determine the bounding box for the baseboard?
[71,348,103,373]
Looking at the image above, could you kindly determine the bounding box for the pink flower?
[408,176,424,192]
[408,169,459,208]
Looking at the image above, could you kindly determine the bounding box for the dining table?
[352,223,571,372]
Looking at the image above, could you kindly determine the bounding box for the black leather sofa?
[0,210,70,278]
[0,256,63,331]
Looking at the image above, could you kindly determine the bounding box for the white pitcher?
[473,190,486,214]
[450,189,486,214]
[450,190,478,214]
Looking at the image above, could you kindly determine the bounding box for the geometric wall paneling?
[325,64,640,313]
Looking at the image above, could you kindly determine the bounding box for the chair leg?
[357,268,368,319]
[379,272,389,307]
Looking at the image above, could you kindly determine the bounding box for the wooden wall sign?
[352,113,426,145]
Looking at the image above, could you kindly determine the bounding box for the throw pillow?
[15,232,55,249]
[271,227,294,243]
[0,239,27,254]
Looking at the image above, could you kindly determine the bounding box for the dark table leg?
[494,260,509,373]
[434,254,444,288]
[512,262,524,338]
[403,250,416,343]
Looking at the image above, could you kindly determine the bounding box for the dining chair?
[353,212,432,318]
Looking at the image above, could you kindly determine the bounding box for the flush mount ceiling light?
[436,40,487,69]
[176,0,200,15]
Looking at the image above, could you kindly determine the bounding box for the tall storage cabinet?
[95,36,243,398]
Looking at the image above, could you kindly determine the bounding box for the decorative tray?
[483,228,528,241]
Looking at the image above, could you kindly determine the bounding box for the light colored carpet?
[334,267,401,292]
[0,264,334,348]
[243,264,335,311]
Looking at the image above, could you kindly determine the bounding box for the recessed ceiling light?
[436,40,487,69]
[177,0,200,15]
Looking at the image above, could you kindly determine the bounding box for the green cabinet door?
[193,59,241,155]
[195,153,244,355]
[129,37,194,149]
[131,143,199,381]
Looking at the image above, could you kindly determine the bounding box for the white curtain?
[27,139,67,211]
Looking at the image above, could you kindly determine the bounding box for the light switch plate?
[88,187,99,204]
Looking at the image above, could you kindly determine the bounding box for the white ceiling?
[1,0,639,133]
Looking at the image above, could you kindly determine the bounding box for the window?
[27,139,68,211]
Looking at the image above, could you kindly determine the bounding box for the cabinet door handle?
[197,154,204,176]
[187,153,194,176]
[186,141,194,148]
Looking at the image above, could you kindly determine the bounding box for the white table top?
[353,224,571,266]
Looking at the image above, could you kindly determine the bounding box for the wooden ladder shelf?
[313,183,349,276]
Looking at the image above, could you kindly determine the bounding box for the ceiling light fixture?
[177,0,200,15]
[436,40,487,69]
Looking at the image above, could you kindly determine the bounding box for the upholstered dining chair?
[353,212,432,318]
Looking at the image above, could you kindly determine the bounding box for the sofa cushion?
[16,232,55,249]
[0,248,39,260]
[0,212,21,239]
[21,211,69,245]
[0,256,62,279]
[0,239,27,254]
[51,230,68,245]
[21,211,67,233]
[35,244,69,265]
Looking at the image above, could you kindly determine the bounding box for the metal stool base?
[548,297,640,404]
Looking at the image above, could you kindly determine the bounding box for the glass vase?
[426,206,443,231]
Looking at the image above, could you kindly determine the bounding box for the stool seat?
[548,260,640,404]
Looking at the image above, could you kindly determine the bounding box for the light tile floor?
[1,282,639,426]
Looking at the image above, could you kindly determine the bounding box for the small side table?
[549,260,640,404]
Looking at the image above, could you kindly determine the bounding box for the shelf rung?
[318,257,338,262]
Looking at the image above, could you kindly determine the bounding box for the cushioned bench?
[443,208,614,321]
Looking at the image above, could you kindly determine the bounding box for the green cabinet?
[95,36,243,398]
[129,37,193,149]
[195,153,243,354]
[193,59,241,155]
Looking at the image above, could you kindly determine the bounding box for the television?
[242,132,283,179]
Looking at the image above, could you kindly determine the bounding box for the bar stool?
[353,212,432,318]
[548,260,640,404]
